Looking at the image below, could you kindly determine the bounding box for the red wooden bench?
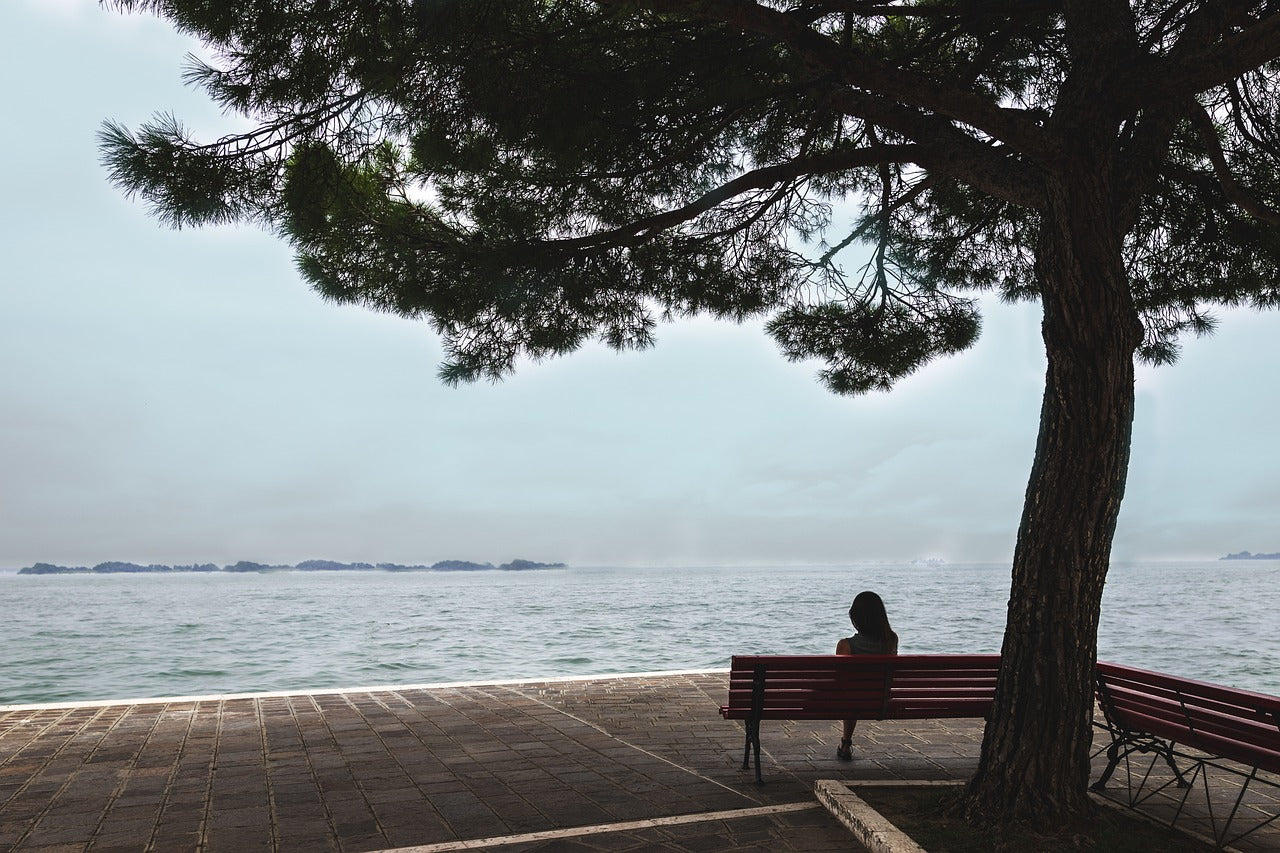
[719,653,1000,782]
[1092,660,1280,848]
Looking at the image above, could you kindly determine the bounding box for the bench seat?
[720,653,999,781]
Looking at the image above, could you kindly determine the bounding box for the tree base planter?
[818,781,1220,852]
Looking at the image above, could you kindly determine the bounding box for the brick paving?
[0,672,1276,851]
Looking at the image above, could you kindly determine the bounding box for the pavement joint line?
[254,697,283,852]
[0,669,730,713]
[494,683,761,804]
[286,692,346,844]
[369,802,820,852]
[196,697,227,850]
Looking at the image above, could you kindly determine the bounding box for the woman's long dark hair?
[850,590,899,652]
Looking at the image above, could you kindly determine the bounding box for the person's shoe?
[836,739,853,761]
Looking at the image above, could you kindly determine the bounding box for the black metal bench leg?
[1161,747,1190,788]
[751,721,763,784]
[741,719,763,784]
[1090,729,1192,792]
[1090,739,1122,792]
[747,665,766,784]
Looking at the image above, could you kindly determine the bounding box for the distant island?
[17,558,566,575]
[1220,551,1280,560]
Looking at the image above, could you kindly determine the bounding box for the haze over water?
[2,561,1276,707]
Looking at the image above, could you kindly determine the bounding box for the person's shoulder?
[848,633,897,654]
[835,637,852,654]
[848,634,877,654]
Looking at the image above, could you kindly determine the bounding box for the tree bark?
[960,160,1143,826]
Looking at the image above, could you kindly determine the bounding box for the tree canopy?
[103,1,1280,390]
[102,0,1280,829]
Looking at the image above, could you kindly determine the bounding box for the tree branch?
[1186,100,1280,226]
[536,143,939,253]
[818,176,936,266]
[593,0,1059,162]
[796,1,1046,18]
[1115,102,1189,231]
[1227,78,1280,160]
[1132,11,1280,100]
[823,87,1043,208]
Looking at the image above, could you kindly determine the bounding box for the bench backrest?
[1095,661,1280,775]
[722,654,1000,721]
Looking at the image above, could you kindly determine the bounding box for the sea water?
[1,561,1276,706]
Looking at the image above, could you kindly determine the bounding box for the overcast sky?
[2,2,1278,569]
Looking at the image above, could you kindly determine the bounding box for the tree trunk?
[960,162,1143,826]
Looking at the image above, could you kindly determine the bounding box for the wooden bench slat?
[726,676,886,687]
[1106,691,1280,748]
[1100,676,1269,712]
[1104,705,1280,775]
[1098,662,1280,712]
[1103,680,1278,721]
[1100,669,1280,728]
[888,702,995,713]
[729,654,1000,668]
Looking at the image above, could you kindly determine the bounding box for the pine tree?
[100,0,1280,826]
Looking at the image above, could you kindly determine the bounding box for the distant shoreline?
[1220,551,1280,560]
[16,558,567,575]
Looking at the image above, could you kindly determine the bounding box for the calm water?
[1,561,1276,706]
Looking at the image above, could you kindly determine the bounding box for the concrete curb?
[817,780,1242,853]
[815,780,937,853]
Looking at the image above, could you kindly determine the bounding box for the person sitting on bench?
[835,590,899,760]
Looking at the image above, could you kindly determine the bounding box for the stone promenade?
[1,671,1276,851]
